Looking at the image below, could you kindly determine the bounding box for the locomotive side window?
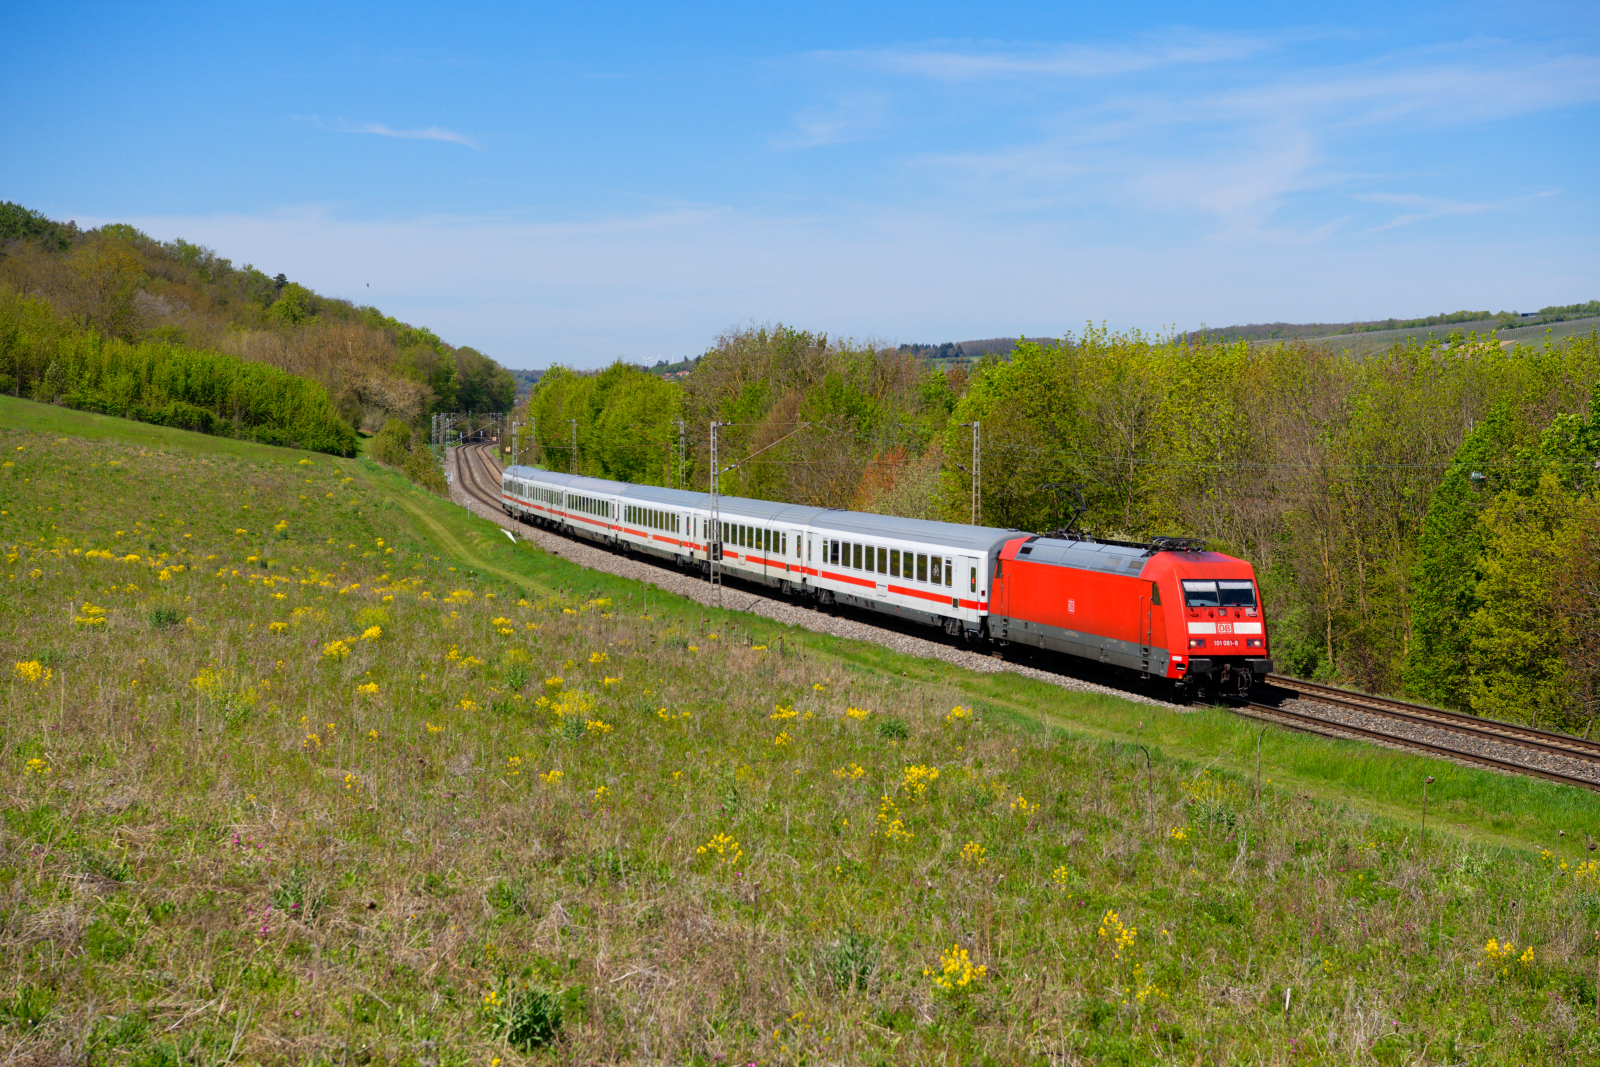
[1150,580,1161,606]
[917,553,928,582]
[1218,580,1257,608]
[890,549,900,577]
[1181,580,1221,607]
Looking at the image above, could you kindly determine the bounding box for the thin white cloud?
[815,33,1277,81]
[884,42,1597,242]
[1353,189,1557,232]
[298,115,481,148]
[774,93,888,149]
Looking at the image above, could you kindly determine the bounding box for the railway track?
[1241,701,1600,794]
[1266,675,1600,759]
[455,440,509,511]
[448,443,1600,793]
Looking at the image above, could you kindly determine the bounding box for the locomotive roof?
[1015,536,1246,577]
[1017,537,1154,577]
[504,465,1021,550]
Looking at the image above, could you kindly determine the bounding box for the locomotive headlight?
[1188,638,1206,648]
[1247,639,1263,648]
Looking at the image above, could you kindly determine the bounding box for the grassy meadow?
[5,398,1600,1065]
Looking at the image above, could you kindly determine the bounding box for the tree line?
[0,288,356,454]
[0,202,516,432]
[0,201,517,474]
[522,323,1600,730]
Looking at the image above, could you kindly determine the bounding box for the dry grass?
[2,426,1599,1066]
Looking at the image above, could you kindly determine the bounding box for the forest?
[523,323,1600,731]
[0,201,516,449]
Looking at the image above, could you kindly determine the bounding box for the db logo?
[1068,599,1076,613]
[1217,622,1234,634]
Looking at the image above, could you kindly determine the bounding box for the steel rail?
[1267,675,1600,761]
[454,445,1600,793]
[1243,702,1600,794]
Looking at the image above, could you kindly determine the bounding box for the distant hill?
[0,201,516,429]
[890,304,1598,363]
[894,337,1056,365]
[1184,301,1599,344]
[505,368,544,398]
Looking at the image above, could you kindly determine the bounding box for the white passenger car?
[500,465,1019,637]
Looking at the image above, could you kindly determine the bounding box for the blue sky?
[5,2,1597,368]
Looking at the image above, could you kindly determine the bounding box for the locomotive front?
[1147,550,1274,700]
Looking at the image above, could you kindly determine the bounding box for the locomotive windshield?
[1218,581,1257,607]
[1181,580,1258,608]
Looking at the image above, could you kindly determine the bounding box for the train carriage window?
[930,556,941,585]
[890,549,900,577]
[853,543,862,569]
[877,547,887,574]
[944,558,953,587]
[917,553,928,582]
[764,529,771,552]
[1217,580,1257,608]
[830,540,839,565]
[1181,580,1221,607]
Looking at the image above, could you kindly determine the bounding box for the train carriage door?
[957,555,979,618]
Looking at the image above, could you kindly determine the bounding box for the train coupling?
[1182,657,1261,697]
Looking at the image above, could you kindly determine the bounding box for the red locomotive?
[988,534,1272,700]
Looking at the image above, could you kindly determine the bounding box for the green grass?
[3,398,1600,1064]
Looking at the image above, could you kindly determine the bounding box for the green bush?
[403,443,448,495]
[0,289,356,455]
[369,419,413,467]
